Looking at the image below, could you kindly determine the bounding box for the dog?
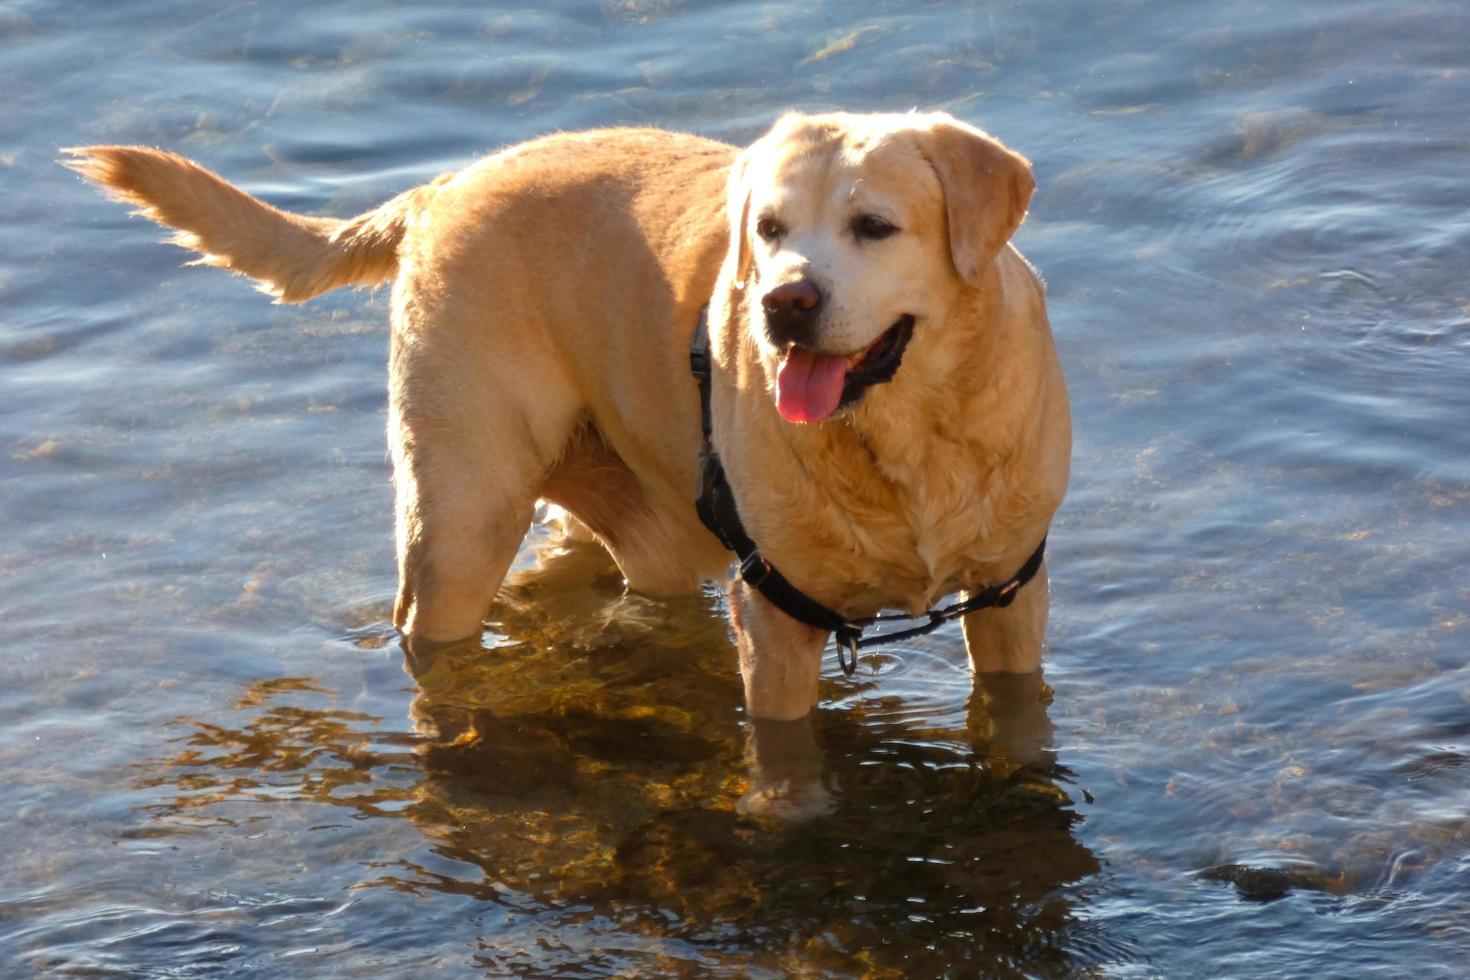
[68,111,1070,816]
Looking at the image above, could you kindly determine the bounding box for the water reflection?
[139,541,1108,973]
[4,0,1467,971]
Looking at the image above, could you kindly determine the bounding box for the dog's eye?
[755,216,784,242]
[853,214,898,241]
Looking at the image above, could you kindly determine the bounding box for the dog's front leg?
[728,579,827,719]
[962,559,1050,674]
[728,580,833,819]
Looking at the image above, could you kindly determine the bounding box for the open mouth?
[774,314,916,423]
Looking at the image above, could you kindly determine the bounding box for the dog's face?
[722,112,1034,423]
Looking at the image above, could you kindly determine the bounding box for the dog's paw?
[736,777,836,822]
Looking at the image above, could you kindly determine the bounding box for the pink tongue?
[776,348,848,423]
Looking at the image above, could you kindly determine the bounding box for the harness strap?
[689,308,1046,676]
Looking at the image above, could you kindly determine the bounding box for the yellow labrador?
[68,112,1070,811]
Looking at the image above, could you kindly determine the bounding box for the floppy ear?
[919,119,1035,288]
[708,146,755,359]
[719,147,754,292]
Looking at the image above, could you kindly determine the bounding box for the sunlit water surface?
[3,0,1468,975]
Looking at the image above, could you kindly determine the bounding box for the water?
[3,0,1468,975]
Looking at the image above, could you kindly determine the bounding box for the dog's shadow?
[393,535,1103,969]
[135,534,1103,970]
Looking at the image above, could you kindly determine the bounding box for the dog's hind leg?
[540,424,718,598]
[388,338,584,648]
[541,504,601,545]
[601,505,718,597]
[390,428,541,646]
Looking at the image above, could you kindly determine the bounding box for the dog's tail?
[62,146,445,302]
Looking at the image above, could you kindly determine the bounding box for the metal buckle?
[836,629,861,676]
[738,552,771,587]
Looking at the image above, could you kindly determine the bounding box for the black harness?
[689,308,1047,676]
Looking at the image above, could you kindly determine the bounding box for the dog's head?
[716,111,1033,424]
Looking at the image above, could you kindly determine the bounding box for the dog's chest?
[881,446,1007,605]
[811,435,1014,615]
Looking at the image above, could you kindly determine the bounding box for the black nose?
[761,280,823,348]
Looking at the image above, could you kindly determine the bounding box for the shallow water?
[3,0,1469,975]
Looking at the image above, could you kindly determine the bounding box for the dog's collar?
[689,307,1047,676]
